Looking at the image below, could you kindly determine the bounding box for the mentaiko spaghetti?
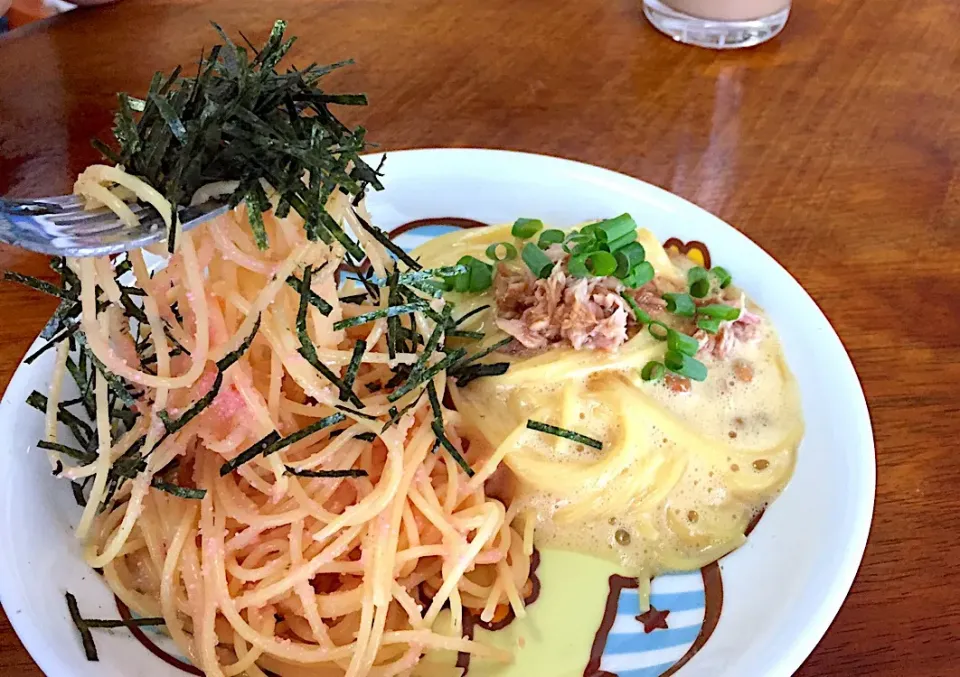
[38,164,531,677]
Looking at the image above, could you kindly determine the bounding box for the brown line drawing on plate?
[583,563,724,677]
[116,597,203,676]
[346,217,490,277]
[636,605,670,632]
[663,238,713,270]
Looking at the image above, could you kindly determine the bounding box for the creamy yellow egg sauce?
[414,223,803,581]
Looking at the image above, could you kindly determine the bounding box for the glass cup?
[643,0,790,49]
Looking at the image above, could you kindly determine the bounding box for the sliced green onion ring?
[511,218,544,239]
[688,266,710,298]
[594,213,637,243]
[485,242,518,262]
[537,229,565,249]
[620,292,652,324]
[664,350,708,382]
[667,329,699,357]
[605,232,634,253]
[696,317,722,334]
[521,242,554,279]
[663,292,696,317]
[569,251,617,278]
[615,242,646,277]
[697,303,740,321]
[711,266,732,289]
[640,361,665,382]
[648,320,670,341]
[562,233,593,255]
[622,261,655,288]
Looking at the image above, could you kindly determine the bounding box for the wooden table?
[1,0,958,674]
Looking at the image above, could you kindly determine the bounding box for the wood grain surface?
[2,0,959,674]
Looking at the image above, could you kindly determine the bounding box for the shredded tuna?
[695,293,762,359]
[622,283,669,317]
[494,263,629,351]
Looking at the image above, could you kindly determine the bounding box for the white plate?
[0,149,875,677]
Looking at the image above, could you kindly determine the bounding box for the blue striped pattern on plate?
[599,571,706,677]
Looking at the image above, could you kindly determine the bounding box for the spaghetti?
[39,166,528,677]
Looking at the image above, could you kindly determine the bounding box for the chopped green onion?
[667,329,699,357]
[664,350,708,382]
[594,214,637,243]
[620,292,652,324]
[569,251,617,278]
[688,266,710,298]
[663,292,696,317]
[463,256,493,292]
[711,266,732,289]
[562,233,594,255]
[485,242,518,262]
[447,256,493,293]
[648,320,670,341]
[614,242,646,277]
[697,304,741,321]
[521,242,554,279]
[640,361,666,382]
[606,232,636,253]
[526,420,603,450]
[696,317,722,334]
[537,229,565,249]
[579,223,601,239]
[621,261,655,289]
[511,218,543,239]
[284,466,368,478]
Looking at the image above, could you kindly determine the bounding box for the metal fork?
[0,195,229,257]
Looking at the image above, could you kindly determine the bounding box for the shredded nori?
[387,348,466,403]
[219,431,281,476]
[93,20,380,253]
[431,420,474,477]
[150,478,207,499]
[263,412,347,457]
[66,591,166,662]
[284,465,368,478]
[526,420,604,450]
